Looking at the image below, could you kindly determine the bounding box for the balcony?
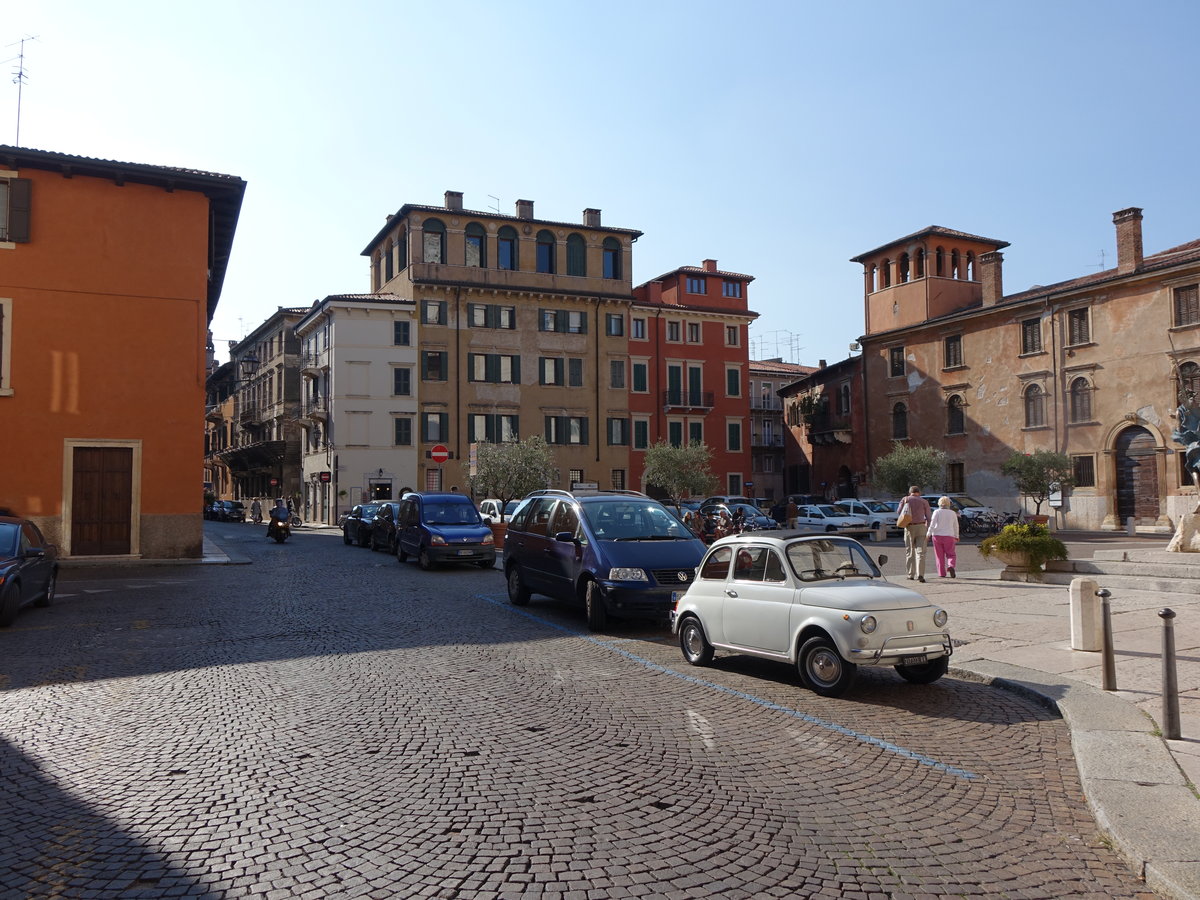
[751,397,783,411]
[662,390,714,411]
[237,402,261,425]
[300,353,328,377]
[751,433,785,448]
[807,413,854,446]
[304,396,329,420]
[205,403,225,423]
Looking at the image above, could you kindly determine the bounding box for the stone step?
[1041,549,1200,593]
[1038,570,1200,594]
[1046,557,1200,579]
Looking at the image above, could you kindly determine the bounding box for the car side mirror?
[24,547,45,559]
[554,531,578,544]
[877,554,888,566]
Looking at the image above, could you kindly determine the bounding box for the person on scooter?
[267,499,290,541]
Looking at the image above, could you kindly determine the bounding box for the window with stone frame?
[1174,285,1200,327]
[1069,377,1093,423]
[944,334,963,369]
[1177,361,1200,400]
[1073,454,1096,488]
[889,346,905,377]
[1024,383,1046,427]
[946,462,964,493]
[946,395,965,434]
[1021,318,1043,354]
[891,402,908,439]
[1066,308,1090,345]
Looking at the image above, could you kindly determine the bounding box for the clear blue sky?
[5,0,1198,366]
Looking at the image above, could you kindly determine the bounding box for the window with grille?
[946,462,964,493]
[1174,285,1200,327]
[1066,308,1090,345]
[1021,318,1043,354]
[611,469,626,490]
[944,335,963,368]
[1177,361,1200,401]
[1073,454,1096,487]
[1024,383,1046,427]
[946,395,965,434]
[891,402,908,439]
[889,347,905,377]
[1069,377,1092,423]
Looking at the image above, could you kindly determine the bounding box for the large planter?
[490,522,508,550]
[1027,514,1050,526]
[988,549,1045,582]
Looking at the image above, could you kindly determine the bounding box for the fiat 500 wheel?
[679,618,714,666]
[797,636,856,697]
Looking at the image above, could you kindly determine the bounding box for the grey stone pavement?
[203,526,1200,899]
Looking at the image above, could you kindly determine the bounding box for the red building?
[629,260,756,497]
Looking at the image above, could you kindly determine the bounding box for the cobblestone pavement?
[0,523,1158,898]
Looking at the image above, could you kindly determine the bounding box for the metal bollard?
[1159,608,1181,740]
[1097,588,1117,691]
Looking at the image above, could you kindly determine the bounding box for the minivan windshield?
[582,500,691,541]
[422,501,482,525]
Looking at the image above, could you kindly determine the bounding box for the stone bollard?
[870,524,886,543]
[1070,578,1103,651]
[1159,608,1181,740]
[1126,517,1137,536]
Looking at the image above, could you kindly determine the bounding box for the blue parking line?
[476,593,979,782]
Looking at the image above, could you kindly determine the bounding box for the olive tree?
[871,443,946,498]
[642,440,718,513]
[1000,450,1075,516]
[466,435,558,511]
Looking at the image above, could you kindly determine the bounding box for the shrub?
[979,522,1068,570]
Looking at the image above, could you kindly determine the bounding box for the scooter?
[267,511,291,543]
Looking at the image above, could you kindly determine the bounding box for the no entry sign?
[430,445,449,464]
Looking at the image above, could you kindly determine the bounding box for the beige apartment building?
[854,208,1200,531]
[361,193,642,492]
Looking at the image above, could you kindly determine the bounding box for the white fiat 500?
[670,534,951,697]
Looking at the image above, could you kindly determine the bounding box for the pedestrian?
[785,498,799,530]
[897,485,932,582]
[249,497,262,523]
[928,495,960,579]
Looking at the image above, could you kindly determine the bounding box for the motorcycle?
[267,510,291,543]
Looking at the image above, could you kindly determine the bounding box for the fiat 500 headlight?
[933,608,949,627]
[860,615,878,634]
[609,567,648,581]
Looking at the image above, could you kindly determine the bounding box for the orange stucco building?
[0,146,244,558]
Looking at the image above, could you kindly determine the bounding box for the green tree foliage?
[1000,450,1075,515]
[872,443,946,498]
[467,435,558,509]
[642,441,718,512]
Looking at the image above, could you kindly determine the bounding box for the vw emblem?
[677,571,689,583]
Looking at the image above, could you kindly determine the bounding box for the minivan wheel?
[797,636,856,697]
[397,543,408,563]
[584,580,608,631]
[507,567,530,606]
[679,618,713,666]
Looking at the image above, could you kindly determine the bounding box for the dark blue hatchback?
[503,490,707,631]
[395,492,496,570]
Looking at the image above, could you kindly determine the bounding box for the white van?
[834,498,900,534]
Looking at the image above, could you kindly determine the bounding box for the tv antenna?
[1092,248,1106,270]
[487,194,500,214]
[7,35,38,147]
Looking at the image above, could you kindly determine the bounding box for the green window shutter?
[569,358,583,387]
[511,355,521,384]
[486,354,499,383]
[555,311,568,333]
[580,418,589,445]
[440,413,450,440]
[544,416,553,443]
[8,178,31,243]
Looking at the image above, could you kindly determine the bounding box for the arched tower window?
[422,218,445,264]
[947,395,965,434]
[566,233,586,276]
[602,237,622,279]
[951,249,961,279]
[497,225,518,270]
[1070,377,1093,423]
[383,240,394,281]
[1024,383,1045,428]
[881,258,892,288]
[536,229,557,274]
[869,263,878,292]
[966,251,976,281]
[465,222,487,267]
[899,253,910,283]
[935,246,945,276]
[891,402,908,439]
[915,248,925,278]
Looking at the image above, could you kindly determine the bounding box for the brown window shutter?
[8,178,31,242]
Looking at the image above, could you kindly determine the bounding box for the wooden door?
[1114,427,1159,523]
[72,447,133,555]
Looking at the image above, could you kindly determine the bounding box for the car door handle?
[725,589,738,598]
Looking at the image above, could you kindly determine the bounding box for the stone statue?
[1172,391,1200,484]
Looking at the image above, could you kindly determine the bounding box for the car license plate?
[457,549,472,556]
[671,591,682,605]
[900,654,927,666]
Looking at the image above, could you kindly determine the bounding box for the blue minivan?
[395,492,496,570]
[503,489,707,631]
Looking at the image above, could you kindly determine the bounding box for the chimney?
[702,259,718,272]
[516,199,534,220]
[979,251,1004,307]
[583,208,601,228]
[1113,207,1144,274]
[818,359,827,369]
[444,191,463,211]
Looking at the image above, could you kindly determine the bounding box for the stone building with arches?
[852,209,1200,531]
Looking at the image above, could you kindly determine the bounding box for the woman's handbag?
[896,507,913,528]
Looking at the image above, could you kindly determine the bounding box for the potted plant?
[1000,450,1075,523]
[979,522,1068,581]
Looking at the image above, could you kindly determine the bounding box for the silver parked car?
[670,533,951,697]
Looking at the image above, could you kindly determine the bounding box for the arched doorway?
[837,465,854,499]
[1114,426,1160,523]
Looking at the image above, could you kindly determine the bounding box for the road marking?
[477,593,979,782]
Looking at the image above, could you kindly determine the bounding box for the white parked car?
[794,504,871,534]
[835,498,901,534]
[670,534,952,697]
[478,498,519,525]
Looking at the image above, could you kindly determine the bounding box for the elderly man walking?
[897,485,932,583]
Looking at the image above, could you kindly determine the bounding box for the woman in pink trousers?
[928,496,960,578]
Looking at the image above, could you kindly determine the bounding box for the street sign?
[270,478,278,486]
[431,444,450,464]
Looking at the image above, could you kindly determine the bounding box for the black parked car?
[0,516,58,627]
[368,502,403,553]
[218,500,246,522]
[342,503,382,547]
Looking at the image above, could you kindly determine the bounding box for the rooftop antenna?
[1092,248,1107,270]
[487,195,500,214]
[7,35,38,147]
